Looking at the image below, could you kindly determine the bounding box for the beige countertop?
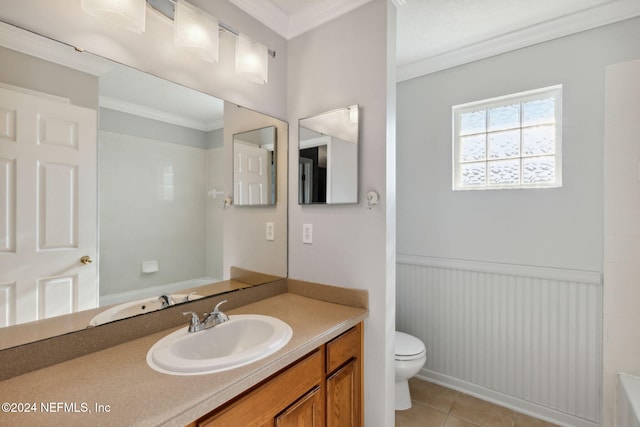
[0,293,367,426]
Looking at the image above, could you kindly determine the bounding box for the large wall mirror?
[0,21,287,350]
[298,105,359,204]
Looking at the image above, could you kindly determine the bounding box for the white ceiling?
[230,0,640,81]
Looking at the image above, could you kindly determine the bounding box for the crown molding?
[397,0,640,82]
[287,0,374,39]
[100,96,223,132]
[228,0,290,39]
[230,0,374,40]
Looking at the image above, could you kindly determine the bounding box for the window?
[452,85,562,190]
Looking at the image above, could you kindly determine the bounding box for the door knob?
[80,255,93,265]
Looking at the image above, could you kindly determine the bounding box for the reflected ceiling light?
[235,33,268,85]
[80,0,146,33]
[174,0,219,63]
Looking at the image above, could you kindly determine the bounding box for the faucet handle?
[210,300,229,323]
[212,300,227,313]
[181,292,197,303]
[182,311,202,332]
[158,294,176,309]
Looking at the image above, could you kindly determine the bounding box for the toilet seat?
[395,331,426,361]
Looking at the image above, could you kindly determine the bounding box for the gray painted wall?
[0,45,98,109]
[397,17,640,272]
[287,1,396,425]
[99,108,221,149]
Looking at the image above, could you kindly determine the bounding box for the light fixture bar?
[81,0,146,33]
[218,21,276,58]
[174,0,219,63]
[235,33,269,85]
[146,0,275,57]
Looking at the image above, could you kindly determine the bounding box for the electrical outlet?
[302,223,313,244]
[266,222,275,241]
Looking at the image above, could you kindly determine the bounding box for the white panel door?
[0,86,97,327]
[234,141,268,205]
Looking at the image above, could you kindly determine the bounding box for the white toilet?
[395,331,427,411]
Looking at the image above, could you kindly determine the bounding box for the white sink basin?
[89,294,202,326]
[146,314,293,375]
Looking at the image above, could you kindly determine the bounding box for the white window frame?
[452,85,562,191]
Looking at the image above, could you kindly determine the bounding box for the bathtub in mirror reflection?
[0,21,288,350]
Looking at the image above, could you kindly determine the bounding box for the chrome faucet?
[180,292,197,303]
[158,294,176,309]
[182,300,229,333]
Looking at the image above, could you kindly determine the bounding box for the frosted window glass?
[460,110,486,135]
[488,104,519,131]
[523,125,555,156]
[488,130,520,159]
[460,162,486,187]
[523,156,555,183]
[488,159,520,185]
[524,98,555,126]
[460,134,486,162]
[453,85,561,190]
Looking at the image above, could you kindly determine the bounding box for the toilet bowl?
[395,331,426,411]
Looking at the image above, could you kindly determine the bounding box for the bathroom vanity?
[0,281,367,426]
[190,323,362,426]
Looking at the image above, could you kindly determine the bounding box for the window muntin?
[453,86,562,190]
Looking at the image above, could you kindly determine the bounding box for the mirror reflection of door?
[299,146,327,203]
[298,105,358,205]
[232,126,277,206]
[299,158,313,204]
[0,85,98,327]
[234,141,269,205]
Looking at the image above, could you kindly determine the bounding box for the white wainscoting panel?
[397,255,602,426]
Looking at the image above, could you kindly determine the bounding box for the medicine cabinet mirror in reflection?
[298,105,359,204]
[233,126,277,206]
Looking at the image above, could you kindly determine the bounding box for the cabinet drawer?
[326,326,360,375]
[198,350,323,427]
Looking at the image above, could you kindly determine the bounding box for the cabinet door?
[275,386,324,427]
[326,359,359,427]
[197,351,323,427]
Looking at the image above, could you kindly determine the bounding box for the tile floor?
[395,379,559,427]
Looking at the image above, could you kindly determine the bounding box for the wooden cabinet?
[276,386,324,427]
[327,360,358,427]
[189,322,362,427]
[326,324,362,427]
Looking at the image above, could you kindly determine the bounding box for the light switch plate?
[266,222,275,241]
[302,223,313,244]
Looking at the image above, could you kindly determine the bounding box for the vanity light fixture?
[80,0,273,84]
[173,0,219,63]
[235,33,269,85]
[81,0,146,33]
